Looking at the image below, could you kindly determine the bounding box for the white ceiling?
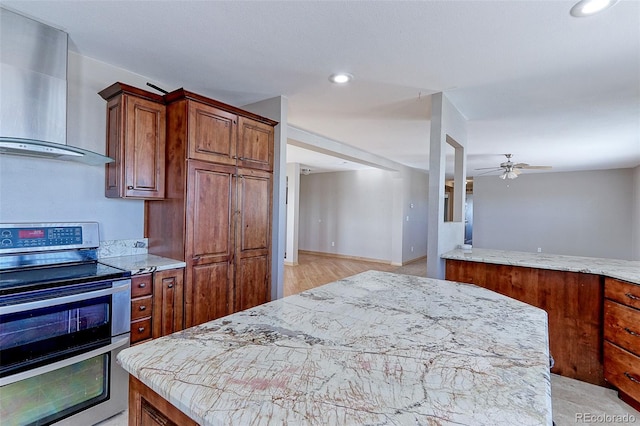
[3,1,639,176]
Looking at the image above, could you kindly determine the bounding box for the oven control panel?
[0,223,99,254]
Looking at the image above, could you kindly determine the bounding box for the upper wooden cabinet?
[187,101,237,165]
[165,89,275,171]
[237,116,274,171]
[100,83,166,199]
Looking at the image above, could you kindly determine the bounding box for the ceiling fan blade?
[475,167,503,170]
[475,168,503,176]
[513,168,522,175]
[519,165,552,169]
[513,163,529,168]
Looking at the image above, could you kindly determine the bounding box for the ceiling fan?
[476,154,552,179]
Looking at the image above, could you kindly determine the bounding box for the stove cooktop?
[0,261,131,296]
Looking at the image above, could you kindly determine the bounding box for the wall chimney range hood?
[0,8,113,165]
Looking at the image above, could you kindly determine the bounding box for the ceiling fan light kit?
[570,0,619,17]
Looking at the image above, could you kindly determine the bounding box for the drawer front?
[604,341,640,403]
[131,318,153,343]
[131,274,153,298]
[605,277,640,310]
[131,296,153,320]
[604,300,640,355]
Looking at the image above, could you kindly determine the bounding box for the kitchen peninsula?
[443,248,640,409]
[118,270,552,425]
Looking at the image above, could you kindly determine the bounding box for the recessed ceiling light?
[570,0,618,17]
[329,73,353,84]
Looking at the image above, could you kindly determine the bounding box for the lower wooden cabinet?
[129,376,197,426]
[603,277,640,411]
[130,268,184,344]
[445,259,604,386]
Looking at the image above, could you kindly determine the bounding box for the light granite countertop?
[117,270,552,425]
[99,254,186,275]
[442,248,640,285]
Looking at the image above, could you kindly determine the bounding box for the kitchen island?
[118,270,552,425]
[442,248,640,408]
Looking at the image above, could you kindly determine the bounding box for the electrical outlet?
[537,247,542,253]
[411,246,414,252]
[331,241,335,247]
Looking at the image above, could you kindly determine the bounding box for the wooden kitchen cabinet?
[445,259,605,386]
[130,274,153,344]
[99,82,166,199]
[603,277,640,411]
[130,269,184,344]
[152,268,185,339]
[147,88,277,328]
[129,376,197,426]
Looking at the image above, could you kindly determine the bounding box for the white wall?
[473,168,636,260]
[0,52,172,241]
[402,167,429,263]
[633,165,640,260]
[299,169,396,261]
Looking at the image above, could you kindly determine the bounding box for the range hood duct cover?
[0,8,113,165]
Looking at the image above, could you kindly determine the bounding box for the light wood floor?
[284,252,399,296]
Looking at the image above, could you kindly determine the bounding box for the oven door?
[0,279,130,377]
[0,335,129,426]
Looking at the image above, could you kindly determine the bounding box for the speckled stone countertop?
[117,270,552,426]
[442,248,640,285]
[99,254,186,275]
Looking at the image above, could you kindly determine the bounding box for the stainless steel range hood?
[0,8,113,165]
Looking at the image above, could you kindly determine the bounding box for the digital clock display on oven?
[18,229,45,239]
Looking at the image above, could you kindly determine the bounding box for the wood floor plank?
[284,253,408,296]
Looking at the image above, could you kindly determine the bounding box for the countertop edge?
[442,248,640,285]
[99,254,186,274]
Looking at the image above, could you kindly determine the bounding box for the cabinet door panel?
[236,255,269,312]
[125,96,166,198]
[237,169,272,253]
[237,116,274,171]
[153,268,184,338]
[188,262,231,327]
[188,101,236,165]
[187,161,235,264]
[235,169,272,312]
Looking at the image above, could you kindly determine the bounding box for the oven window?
[0,296,111,377]
[0,353,109,426]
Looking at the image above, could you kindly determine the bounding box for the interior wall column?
[426,92,467,279]
[285,163,300,266]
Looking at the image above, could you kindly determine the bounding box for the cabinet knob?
[138,283,146,288]
[139,305,146,311]
[127,185,134,190]
[138,327,145,332]
[167,284,173,288]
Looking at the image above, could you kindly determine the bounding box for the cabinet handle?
[624,372,640,385]
[139,305,146,311]
[138,327,145,333]
[167,284,173,288]
[624,327,639,337]
[127,185,134,190]
[138,283,146,288]
[625,292,640,301]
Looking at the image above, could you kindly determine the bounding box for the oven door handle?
[0,335,130,387]
[0,279,130,316]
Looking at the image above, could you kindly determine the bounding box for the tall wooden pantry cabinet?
[146,89,277,328]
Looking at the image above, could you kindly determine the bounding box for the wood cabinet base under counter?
[445,258,604,386]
